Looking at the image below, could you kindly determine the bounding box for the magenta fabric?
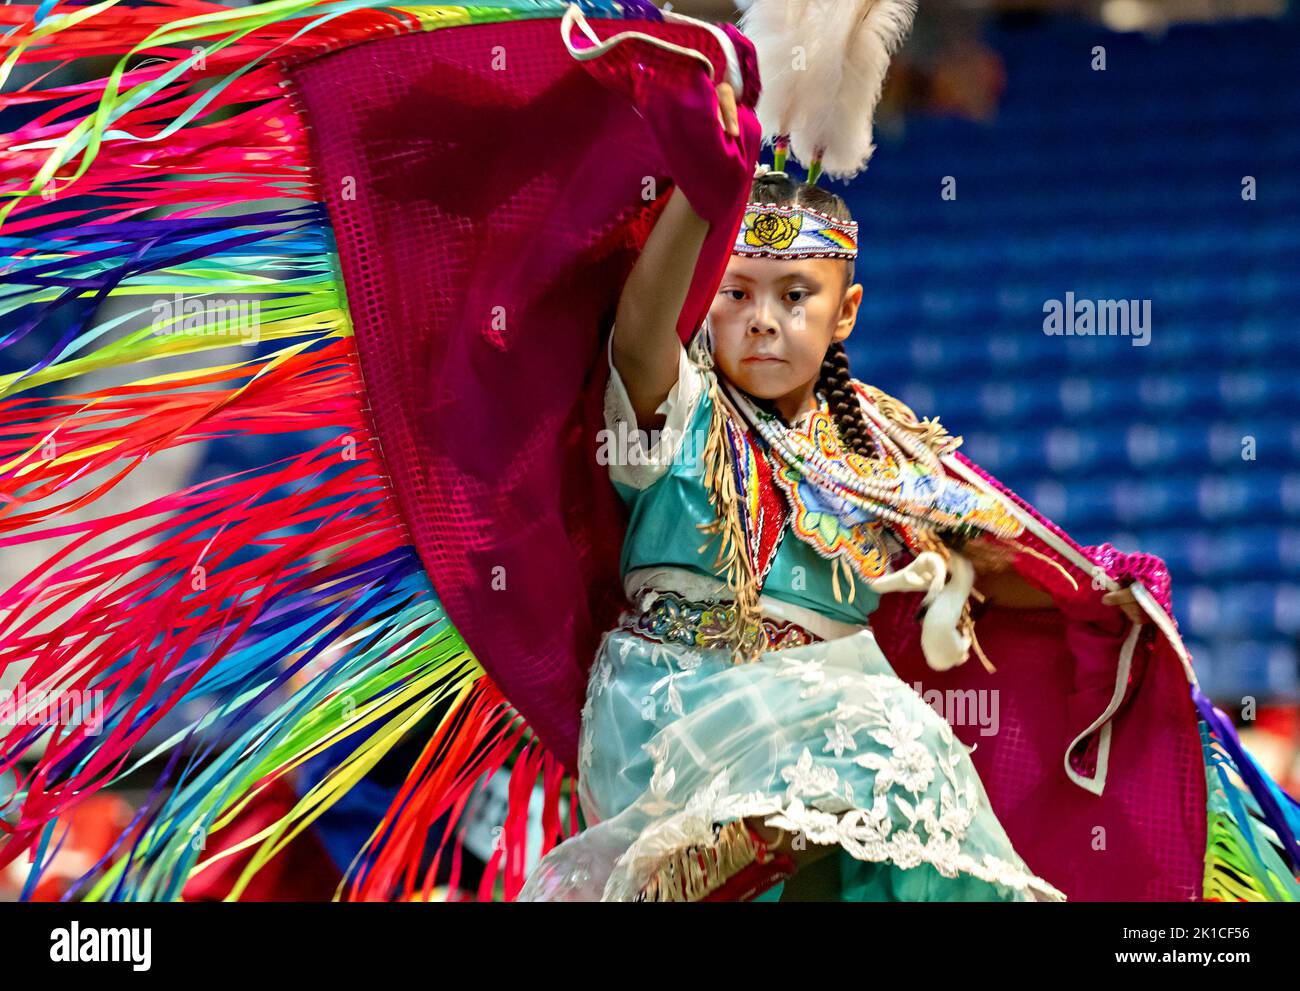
[293,14,1208,899]
[292,15,761,772]
[871,453,1207,900]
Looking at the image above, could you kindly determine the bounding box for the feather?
[740,0,918,180]
[735,0,814,156]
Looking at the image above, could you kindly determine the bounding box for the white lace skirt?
[517,625,1067,902]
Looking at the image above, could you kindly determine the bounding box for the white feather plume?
[737,0,918,180]
[733,0,812,149]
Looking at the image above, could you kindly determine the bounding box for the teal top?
[602,336,881,627]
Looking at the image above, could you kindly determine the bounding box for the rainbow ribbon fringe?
[0,0,637,902]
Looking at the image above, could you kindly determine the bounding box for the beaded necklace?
[688,328,1025,666]
[716,376,1024,544]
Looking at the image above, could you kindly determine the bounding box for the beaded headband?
[733,199,859,261]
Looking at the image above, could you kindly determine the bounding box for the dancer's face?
[707,255,862,414]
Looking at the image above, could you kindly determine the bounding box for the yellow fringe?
[862,384,964,457]
[635,819,762,902]
[830,555,857,606]
[912,528,952,563]
[962,599,997,674]
[696,375,766,664]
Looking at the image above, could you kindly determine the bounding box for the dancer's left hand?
[1102,583,1149,626]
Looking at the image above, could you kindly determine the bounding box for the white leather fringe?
[866,550,975,672]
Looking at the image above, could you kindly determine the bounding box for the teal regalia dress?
[517,335,1065,902]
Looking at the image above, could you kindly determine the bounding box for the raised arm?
[611,81,739,432]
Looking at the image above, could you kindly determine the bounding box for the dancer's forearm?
[969,546,1148,624]
[611,184,710,430]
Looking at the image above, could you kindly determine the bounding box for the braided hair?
[818,339,878,461]
[746,171,878,460]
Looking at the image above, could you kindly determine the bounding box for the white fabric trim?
[1130,581,1198,686]
[603,328,706,490]
[865,550,977,672]
[660,9,744,94]
[623,565,870,643]
[560,4,743,93]
[1063,621,1141,796]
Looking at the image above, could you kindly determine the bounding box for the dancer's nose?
[746,297,780,337]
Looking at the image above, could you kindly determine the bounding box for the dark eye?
[721,289,745,301]
[787,290,809,303]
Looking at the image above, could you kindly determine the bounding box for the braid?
[817,341,877,460]
[816,343,966,558]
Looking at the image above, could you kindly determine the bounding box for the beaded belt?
[620,589,824,653]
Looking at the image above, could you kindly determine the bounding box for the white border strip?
[1061,620,1140,796]
[660,9,743,93]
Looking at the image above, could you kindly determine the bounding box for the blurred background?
[2,0,1297,898]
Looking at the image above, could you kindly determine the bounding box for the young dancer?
[519,161,1086,901]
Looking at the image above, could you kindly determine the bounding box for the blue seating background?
[842,15,1300,702]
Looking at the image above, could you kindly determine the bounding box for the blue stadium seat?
[845,16,1300,700]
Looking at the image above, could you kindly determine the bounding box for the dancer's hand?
[1102,583,1149,626]
[716,80,739,138]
